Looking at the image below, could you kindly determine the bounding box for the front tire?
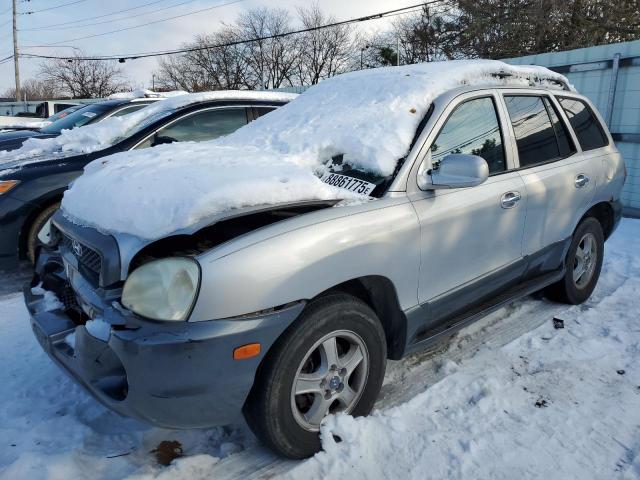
[545,217,604,304]
[27,203,60,264]
[243,294,387,459]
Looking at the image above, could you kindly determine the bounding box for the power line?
[20,1,440,62]
[21,0,87,14]
[22,0,199,32]
[19,0,170,31]
[25,0,246,45]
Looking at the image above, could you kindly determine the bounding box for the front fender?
[190,198,421,321]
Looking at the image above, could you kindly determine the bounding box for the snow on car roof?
[0,90,298,162]
[107,89,188,100]
[62,60,570,239]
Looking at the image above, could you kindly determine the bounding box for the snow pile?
[64,145,357,238]
[85,318,111,341]
[0,91,298,161]
[61,60,570,239]
[30,283,63,312]
[0,220,637,479]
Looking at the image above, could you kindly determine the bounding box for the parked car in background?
[0,91,295,268]
[14,100,81,119]
[0,105,86,134]
[43,104,86,123]
[0,98,160,151]
[23,61,625,458]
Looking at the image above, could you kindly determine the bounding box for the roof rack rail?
[491,71,571,91]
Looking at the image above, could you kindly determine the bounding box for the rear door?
[499,92,599,267]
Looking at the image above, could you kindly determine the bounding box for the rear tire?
[27,203,60,264]
[243,293,386,459]
[545,217,604,304]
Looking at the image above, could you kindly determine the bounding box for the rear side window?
[543,97,574,157]
[557,97,609,151]
[431,97,506,174]
[504,95,567,167]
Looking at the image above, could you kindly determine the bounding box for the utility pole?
[12,0,21,101]
[397,37,401,66]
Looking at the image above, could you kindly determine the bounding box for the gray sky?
[0,0,414,95]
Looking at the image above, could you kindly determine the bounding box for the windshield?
[46,105,83,122]
[40,103,114,135]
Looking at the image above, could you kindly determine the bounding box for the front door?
[410,94,527,329]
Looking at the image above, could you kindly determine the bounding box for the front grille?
[61,234,102,276]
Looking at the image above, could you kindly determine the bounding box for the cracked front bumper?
[24,259,304,429]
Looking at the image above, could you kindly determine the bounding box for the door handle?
[575,174,590,188]
[501,191,521,209]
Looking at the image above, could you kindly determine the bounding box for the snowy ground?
[0,219,639,480]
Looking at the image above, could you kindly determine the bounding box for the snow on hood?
[0,90,298,162]
[62,60,570,240]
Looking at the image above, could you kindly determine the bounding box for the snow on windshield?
[62,60,570,239]
[0,90,298,162]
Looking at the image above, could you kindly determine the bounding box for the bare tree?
[3,78,62,100]
[231,7,299,89]
[155,30,251,92]
[38,54,130,98]
[293,4,356,85]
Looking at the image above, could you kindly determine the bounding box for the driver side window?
[136,108,248,149]
[431,97,506,174]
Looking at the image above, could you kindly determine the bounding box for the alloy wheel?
[290,330,369,431]
[573,232,597,289]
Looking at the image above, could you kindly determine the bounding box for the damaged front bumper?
[24,251,304,429]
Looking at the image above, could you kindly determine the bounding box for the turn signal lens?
[233,343,261,360]
[0,180,20,194]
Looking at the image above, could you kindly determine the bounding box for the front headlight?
[122,257,200,321]
[0,180,20,195]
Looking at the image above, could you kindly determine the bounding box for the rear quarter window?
[557,97,609,151]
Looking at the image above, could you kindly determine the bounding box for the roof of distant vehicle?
[107,89,188,100]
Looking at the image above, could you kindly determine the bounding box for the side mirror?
[418,154,489,190]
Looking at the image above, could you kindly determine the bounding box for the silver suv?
[25,67,625,459]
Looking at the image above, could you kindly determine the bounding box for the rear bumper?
[25,265,304,429]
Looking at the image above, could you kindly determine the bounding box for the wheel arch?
[315,276,408,360]
[580,201,615,240]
